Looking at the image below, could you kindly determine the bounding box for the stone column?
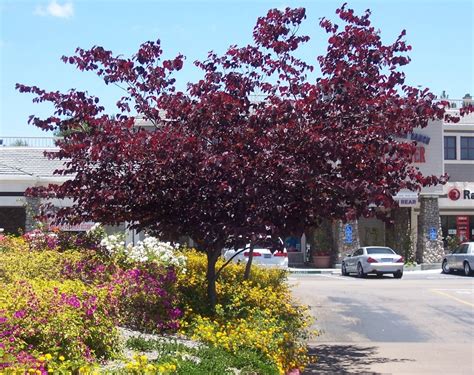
[333,219,360,263]
[24,197,41,232]
[416,196,444,263]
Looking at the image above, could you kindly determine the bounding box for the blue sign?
[345,224,353,244]
[429,227,437,241]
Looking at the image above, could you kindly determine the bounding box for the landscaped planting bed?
[0,227,312,374]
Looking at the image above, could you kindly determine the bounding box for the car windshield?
[366,248,395,255]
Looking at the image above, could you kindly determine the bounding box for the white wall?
[417,119,444,195]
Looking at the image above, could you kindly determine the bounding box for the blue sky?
[1,0,472,137]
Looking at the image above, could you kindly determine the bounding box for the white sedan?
[442,242,474,276]
[222,245,288,268]
[342,246,404,278]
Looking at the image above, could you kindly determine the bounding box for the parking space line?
[317,274,355,281]
[432,288,473,295]
[430,289,474,308]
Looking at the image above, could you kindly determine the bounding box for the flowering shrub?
[100,233,127,256]
[0,234,183,371]
[0,234,29,253]
[0,279,120,371]
[177,249,312,374]
[21,223,105,253]
[0,246,83,283]
[176,248,288,316]
[100,233,186,270]
[23,228,58,251]
[128,237,186,269]
[0,235,310,373]
[106,264,182,333]
[55,228,105,252]
[61,249,119,285]
[123,353,177,374]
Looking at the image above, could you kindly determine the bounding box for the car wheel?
[393,270,403,279]
[442,259,450,274]
[341,263,348,276]
[357,263,366,278]
[464,261,472,276]
[376,273,383,278]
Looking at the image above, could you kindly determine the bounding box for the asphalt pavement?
[290,271,474,374]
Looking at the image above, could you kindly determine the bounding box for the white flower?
[88,223,102,233]
[121,236,186,269]
[99,233,186,269]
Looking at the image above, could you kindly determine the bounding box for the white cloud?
[35,1,74,19]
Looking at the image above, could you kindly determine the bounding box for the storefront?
[439,183,474,243]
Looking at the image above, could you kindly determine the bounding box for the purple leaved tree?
[18,5,460,310]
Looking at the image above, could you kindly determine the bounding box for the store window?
[444,136,456,160]
[285,236,301,252]
[0,207,26,235]
[441,215,474,246]
[460,137,474,160]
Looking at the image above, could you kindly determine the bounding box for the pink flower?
[13,310,26,319]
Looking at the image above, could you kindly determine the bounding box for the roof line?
[0,162,35,177]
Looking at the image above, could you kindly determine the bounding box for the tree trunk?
[244,242,254,280]
[206,250,220,312]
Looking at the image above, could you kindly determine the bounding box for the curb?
[288,268,340,275]
[289,265,443,275]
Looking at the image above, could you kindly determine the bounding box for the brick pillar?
[416,196,444,263]
[334,219,360,262]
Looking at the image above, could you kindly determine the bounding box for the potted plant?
[312,249,332,268]
[310,225,333,268]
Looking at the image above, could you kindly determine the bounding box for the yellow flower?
[45,353,52,360]
[59,355,65,361]
[38,356,46,362]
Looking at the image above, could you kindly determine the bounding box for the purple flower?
[13,310,26,319]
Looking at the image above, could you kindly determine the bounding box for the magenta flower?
[13,310,26,319]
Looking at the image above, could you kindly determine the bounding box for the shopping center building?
[324,95,474,265]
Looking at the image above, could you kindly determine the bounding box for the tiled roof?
[0,148,67,178]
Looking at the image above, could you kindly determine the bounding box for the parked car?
[442,242,474,276]
[341,246,404,278]
[223,244,288,268]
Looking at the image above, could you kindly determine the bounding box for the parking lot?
[291,271,474,374]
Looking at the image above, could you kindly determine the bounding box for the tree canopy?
[17,4,456,307]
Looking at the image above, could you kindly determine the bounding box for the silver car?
[342,246,404,278]
[442,242,474,276]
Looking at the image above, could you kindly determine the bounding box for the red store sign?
[456,216,470,242]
